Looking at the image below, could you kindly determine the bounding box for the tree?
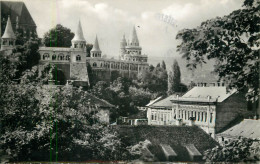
[161,60,166,70]
[203,137,260,162]
[168,59,181,95]
[176,0,259,103]
[43,24,75,47]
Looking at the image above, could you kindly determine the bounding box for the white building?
[147,86,250,138]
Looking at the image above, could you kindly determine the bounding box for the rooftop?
[218,119,260,139]
[112,125,218,161]
[171,86,237,103]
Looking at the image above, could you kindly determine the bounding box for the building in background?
[147,83,251,138]
[39,20,149,86]
[0,1,37,41]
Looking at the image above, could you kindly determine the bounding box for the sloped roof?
[112,125,218,161]
[130,26,139,46]
[146,96,163,107]
[171,87,237,103]
[2,16,15,39]
[219,119,260,139]
[150,95,177,108]
[91,35,101,52]
[1,1,36,26]
[72,20,86,42]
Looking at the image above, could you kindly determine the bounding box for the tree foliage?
[203,137,260,162]
[43,24,75,47]
[176,0,260,101]
[168,59,181,95]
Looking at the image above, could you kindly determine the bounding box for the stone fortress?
[39,20,149,86]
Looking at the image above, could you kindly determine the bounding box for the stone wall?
[70,62,89,82]
[215,92,248,133]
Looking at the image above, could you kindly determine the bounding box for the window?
[201,112,204,122]
[76,55,81,61]
[93,62,97,67]
[151,114,154,120]
[43,53,49,60]
[205,113,207,122]
[210,113,213,123]
[52,54,56,60]
[100,63,103,67]
[198,112,200,121]
[66,55,70,60]
[58,54,64,60]
[195,112,196,120]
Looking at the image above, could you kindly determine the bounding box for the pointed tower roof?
[130,25,139,46]
[2,16,16,39]
[121,34,126,42]
[91,35,101,52]
[72,20,86,41]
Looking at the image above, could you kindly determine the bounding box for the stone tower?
[90,35,102,58]
[1,15,16,51]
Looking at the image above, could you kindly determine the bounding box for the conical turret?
[71,20,86,49]
[72,20,85,41]
[1,16,16,51]
[130,26,139,46]
[91,35,101,52]
[90,35,102,58]
[2,16,16,39]
[120,34,127,48]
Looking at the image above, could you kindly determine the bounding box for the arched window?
[93,62,97,67]
[43,53,49,60]
[58,53,64,60]
[66,55,70,60]
[76,55,81,61]
[52,54,56,60]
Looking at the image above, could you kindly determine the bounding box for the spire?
[2,16,16,39]
[91,35,101,52]
[120,34,127,48]
[72,20,85,41]
[130,25,139,46]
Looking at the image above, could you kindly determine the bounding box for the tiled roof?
[171,87,237,103]
[1,1,36,26]
[219,119,260,139]
[112,125,218,161]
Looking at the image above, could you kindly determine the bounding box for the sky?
[18,0,243,76]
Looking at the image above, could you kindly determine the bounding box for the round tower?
[71,20,86,49]
[1,15,16,51]
[90,35,102,58]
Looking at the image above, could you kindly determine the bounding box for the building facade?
[147,85,250,138]
[39,21,149,85]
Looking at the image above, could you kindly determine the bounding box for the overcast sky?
[19,0,243,66]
